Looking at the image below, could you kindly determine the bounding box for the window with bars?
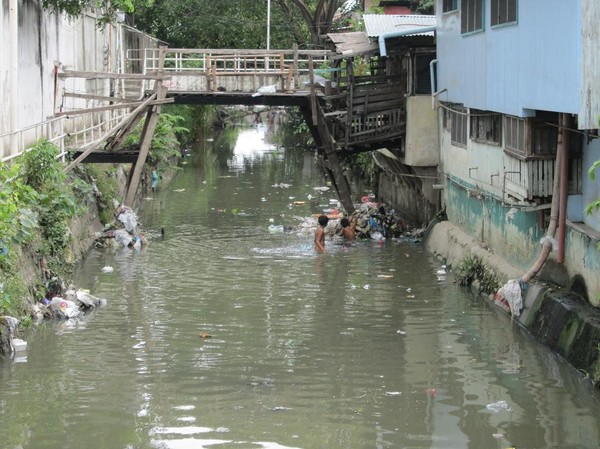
[470,110,502,145]
[442,0,458,12]
[491,0,517,26]
[504,112,560,160]
[504,116,526,157]
[461,0,484,34]
[450,107,468,148]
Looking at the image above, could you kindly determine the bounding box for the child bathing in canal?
[314,214,329,253]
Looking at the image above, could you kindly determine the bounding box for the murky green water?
[2,124,600,449]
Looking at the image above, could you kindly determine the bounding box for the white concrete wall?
[403,96,439,166]
[579,0,600,129]
[0,3,160,160]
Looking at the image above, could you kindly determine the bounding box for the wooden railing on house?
[503,156,583,202]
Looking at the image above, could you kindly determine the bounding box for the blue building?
[433,0,600,303]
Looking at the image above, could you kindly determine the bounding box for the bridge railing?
[1,110,128,163]
[126,48,333,93]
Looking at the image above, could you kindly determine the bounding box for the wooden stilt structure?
[307,56,355,215]
[123,47,168,207]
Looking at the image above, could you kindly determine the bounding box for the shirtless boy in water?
[340,215,357,241]
[314,214,329,253]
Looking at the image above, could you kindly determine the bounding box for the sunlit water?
[2,124,600,449]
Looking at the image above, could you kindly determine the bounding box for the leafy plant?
[41,0,152,26]
[453,254,500,294]
[124,111,189,174]
[22,140,79,258]
[0,162,38,246]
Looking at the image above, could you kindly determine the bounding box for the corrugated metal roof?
[363,14,436,38]
[327,32,378,56]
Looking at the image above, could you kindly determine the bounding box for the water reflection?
[0,122,599,449]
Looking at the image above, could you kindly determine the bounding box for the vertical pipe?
[557,113,570,263]
[9,0,18,156]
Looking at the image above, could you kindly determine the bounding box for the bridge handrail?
[126,48,333,75]
[1,110,128,163]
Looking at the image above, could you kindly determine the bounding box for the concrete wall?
[0,3,160,160]
[436,0,580,118]
[374,152,439,226]
[579,0,600,129]
[403,95,439,166]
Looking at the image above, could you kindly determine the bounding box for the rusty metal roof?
[363,14,436,38]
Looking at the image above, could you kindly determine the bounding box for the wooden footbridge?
[57,46,408,212]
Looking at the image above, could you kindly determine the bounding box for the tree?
[275,0,346,48]
[41,0,150,25]
[132,0,300,48]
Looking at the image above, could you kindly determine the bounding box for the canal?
[1,121,600,449]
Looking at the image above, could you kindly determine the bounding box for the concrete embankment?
[425,220,600,386]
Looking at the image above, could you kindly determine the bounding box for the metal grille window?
[450,107,468,148]
[413,54,434,94]
[461,0,484,34]
[470,110,502,145]
[443,0,458,12]
[491,0,517,26]
[504,116,526,156]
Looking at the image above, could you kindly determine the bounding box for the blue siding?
[437,0,580,116]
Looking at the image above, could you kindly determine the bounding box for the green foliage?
[0,163,38,246]
[41,0,151,26]
[347,151,378,190]
[279,107,313,149]
[585,159,600,223]
[412,0,435,14]
[124,112,188,173]
[132,0,347,49]
[76,164,119,225]
[0,269,28,316]
[23,140,79,258]
[453,254,500,294]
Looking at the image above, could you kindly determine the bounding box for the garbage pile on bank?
[95,204,149,249]
[318,196,426,242]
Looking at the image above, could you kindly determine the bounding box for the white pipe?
[378,26,436,57]
[267,0,271,50]
[9,0,18,156]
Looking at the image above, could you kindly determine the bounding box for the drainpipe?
[557,113,570,263]
[378,26,437,58]
[429,59,447,110]
[521,120,563,284]
[9,0,18,156]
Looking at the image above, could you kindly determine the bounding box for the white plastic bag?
[50,297,80,319]
[495,279,523,316]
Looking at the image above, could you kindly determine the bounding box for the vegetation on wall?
[123,107,192,174]
[452,254,500,295]
[347,151,378,191]
[585,117,600,251]
[0,140,85,317]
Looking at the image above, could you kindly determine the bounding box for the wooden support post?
[345,59,354,148]
[206,54,212,91]
[212,64,217,92]
[286,64,294,92]
[309,56,317,126]
[324,147,354,214]
[64,92,158,172]
[123,47,168,207]
[293,44,299,90]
